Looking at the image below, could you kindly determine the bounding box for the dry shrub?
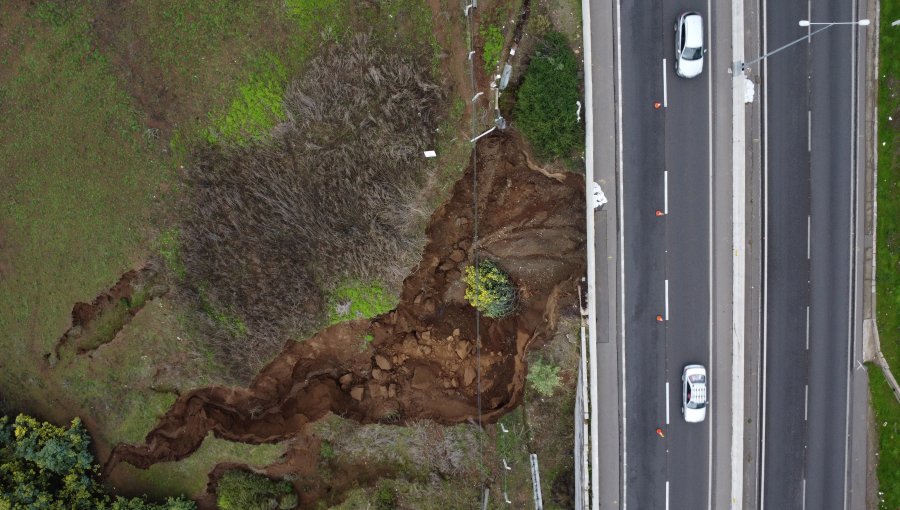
[180,34,443,377]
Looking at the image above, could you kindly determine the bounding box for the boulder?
[350,387,364,401]
[455,341,470,360]
[375,354,392,370]
[449,249,466,262]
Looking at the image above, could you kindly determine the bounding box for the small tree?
[464,260,518,318]
[527,357,561,397]
[216,469,297,510]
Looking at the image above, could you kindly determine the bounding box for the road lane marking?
[808,110,812,152]
[804,384,809,420]
[662,59,668,108]
[666,382,670,424]
[843,0,861,506]
[665,279,670,321]
[666,480,670,510]
[760,0,770,503]
[664,170,669,214]
[802,478,807,510]
[614,0,626,506]
[706,2,714,508]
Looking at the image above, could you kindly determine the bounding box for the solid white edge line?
[706,0,715,508]
[666,382,670,425]
[842,0,860,507]
[664,170,669,214]
[759,0,770,504]
[615,0,627,506]
[663,58,668,108]
[665,279,670,321]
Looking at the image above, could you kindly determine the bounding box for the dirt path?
[104,134,586,499]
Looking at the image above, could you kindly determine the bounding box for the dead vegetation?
[178,34,443,377]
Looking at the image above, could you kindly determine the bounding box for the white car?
[681,364,708,423]
[675,12,704,78]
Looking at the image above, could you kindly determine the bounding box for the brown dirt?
[52,264,167,359]
[103,134,585,503]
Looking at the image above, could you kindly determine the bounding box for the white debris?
[424,150,437,158]
[591,182,607,210]
[744,76,755,104]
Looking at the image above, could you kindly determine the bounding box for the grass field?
[872,0,900,506]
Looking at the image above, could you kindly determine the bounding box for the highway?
[757,0,865,506]
[618,0,720,508]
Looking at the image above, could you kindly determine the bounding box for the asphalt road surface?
[620,1,712,508]
[759,0,859,506]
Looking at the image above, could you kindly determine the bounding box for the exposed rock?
[368,381,388,398]
[455,341,469,360]
[338,373,353,386]
[449,249,466,262]
[419,345,432,355]
[419,330,432,342]
[452,328,460,337]
[375,354,392,370]
[463,365,476,387]
[350,387,364,401]
[371,368,385,382]
[388,384,397,398]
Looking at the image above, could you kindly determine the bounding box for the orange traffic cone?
[654,102,662,109]
[656,314,664,322]
[656,210,664,217]
[656,428,665,438]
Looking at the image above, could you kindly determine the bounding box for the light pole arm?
[739,23,834,72]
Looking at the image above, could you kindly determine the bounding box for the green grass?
[206,52,288,145]
[875,0,900,371]
[0,2,166,411]
[326,280,398,325]
[869,368,900,510]
[114,434,285,499]
[481,25,504,75]
[873,1,900,507]
[157,227,186,280]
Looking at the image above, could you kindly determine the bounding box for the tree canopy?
[0,414,195,510]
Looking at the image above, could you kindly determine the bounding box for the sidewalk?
[581,0,622,507]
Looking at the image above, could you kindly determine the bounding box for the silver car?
[675,12,704,78]
[681,364,708,423]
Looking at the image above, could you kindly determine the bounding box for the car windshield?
[687,400,706,409]
[682,46,702,61]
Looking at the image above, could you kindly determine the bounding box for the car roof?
[684,14,703,48]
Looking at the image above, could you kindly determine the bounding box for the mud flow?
[105,134,586,476]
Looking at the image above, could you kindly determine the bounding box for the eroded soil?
[51,264,167,361]
[104,134,585,503]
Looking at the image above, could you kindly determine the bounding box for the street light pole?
[733,19,869,75]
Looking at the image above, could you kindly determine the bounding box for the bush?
[527,357,561,397]
[0,414,195,510]
[326,280,398,326]
[373,481,397,510]
[216,470,296,510]
[514,31,584,161]
[463,260,517,318]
